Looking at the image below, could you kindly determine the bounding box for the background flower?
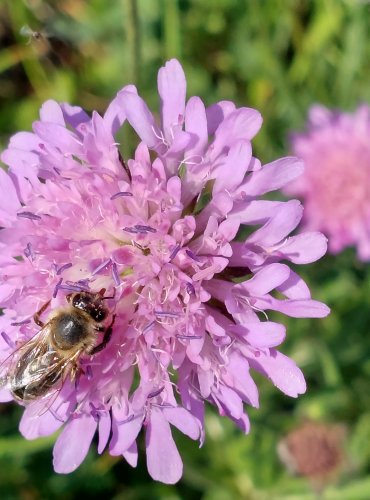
[286,104,370,260]
[0,59,328,484]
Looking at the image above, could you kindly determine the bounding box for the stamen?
[112,262,120,286]
[169,245,181,260]
[1,331,16,349]
[24,242,34,259]
[142,320,156,334]
[148,387,164,399]
[123,225,157,234]
[53,278,63,298]
[110,191,133,200]
[134,225,157,233]
[58,282,90,293]
[86,365,93,380]
[192,263,220,281]
[123,226,140,234]
[92,258,112,276]
[17,211,41,221]
[154,310,180,319]
[10,319,31,326]
[56,262,72,275]
[176,334,203,340]
[185,282,195,295]
[186,249,202,262]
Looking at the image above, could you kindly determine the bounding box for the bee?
[0,289,116,403]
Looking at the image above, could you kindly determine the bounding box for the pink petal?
[20,403,66,439]
[254,296,330,318]
[53,414,97,473]
[206,100,236,135]
[213,140,252,193]
[8,131,40,151]
[158,59,186,142]
[119,91,162,150]
[248,200,303,247]
[146,407,183,484]
[122,441,138,467]
[162,406,200,440]
[210,108,262,160]
[33,122,82,155]
[242,157,304,196]
[247,349,306,397]
[0,169,20,215]
[185,96,208,157]
[230,200,284,225]
[240,263,291,296]
[277,269,311,299]
[39,100,65,125]
[60,103,90,129]
[109,412,143,456]
[104,84,137,134]
[225,351,259,407]
[280,232,328,264]
[98,411,111,454]
[231,322,286,348]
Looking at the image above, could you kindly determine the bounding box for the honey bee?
[0,289,116,403]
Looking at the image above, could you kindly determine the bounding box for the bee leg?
[33,300,51,327]
[90,314,116,355]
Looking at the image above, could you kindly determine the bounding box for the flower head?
[286,104,370,260]
[0,59,329,483]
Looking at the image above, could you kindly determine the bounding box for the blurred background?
[1,0,370,498]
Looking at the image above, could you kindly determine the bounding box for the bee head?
[66,290,109,322]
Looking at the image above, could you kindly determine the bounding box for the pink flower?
[286,104,370,260]
[0,59,329,484]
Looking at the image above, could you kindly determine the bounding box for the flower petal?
[146,407,183,484]
[53,414,97,473]
[158,59,186,142]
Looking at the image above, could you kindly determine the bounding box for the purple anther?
[134,225,157,233]
[86,365,93,380]
[54,167,61,175]
[169,245,181,260]
[1,331,16,349]
[53,278,63,298]
[56,262,73,275]
[10,319,31,326]
[17,211,41,221]
[176,334,203,340]
[186,249,202,262]
[123,226,139,234]
[24,242,33,259]
[154,310,180,319]
[92,258,112,276]
[65,280,91,291]
[186,282,195,295]
[142,320,156,334]
[110,191,133,200]
[148,387,164,399]
[58,283,87,293]
[112,262,120,286]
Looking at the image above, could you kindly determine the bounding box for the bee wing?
[0,324,52,391]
